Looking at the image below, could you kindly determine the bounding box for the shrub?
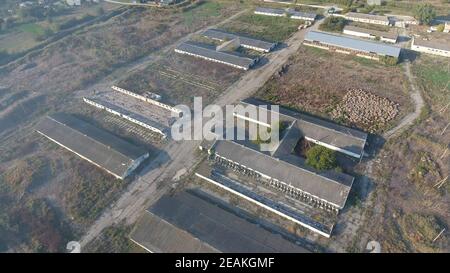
[380,55,398,66]
[319,16,346,32]
[305,145,338,171]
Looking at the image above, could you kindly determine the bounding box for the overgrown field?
[370,55,450,253]
[255,45,412,133]
[0,1,243,252]
[220,11,301,42]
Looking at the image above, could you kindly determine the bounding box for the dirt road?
[383,58,424,138]
[79,19,317,248]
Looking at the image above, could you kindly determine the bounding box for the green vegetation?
[414,3,436,25]
[222,12,299,42]
[436,24,445,32]
[64,160,129,225]
[305,145,338,171]
[380,55,398,66]
[84,224,141,253]
[399,213,444,252]
[182,1,223,26]
[318,16,346,32]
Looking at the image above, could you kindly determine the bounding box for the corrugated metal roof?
[344,25,398,40]
[289,10,317,20]
[213,140,354,208]
[202,28,277,51]
[413,36,450,52]
[35,113,147,178]
[254,7,286,15]
[346,12,389,22]
[305,31,401,58]
[241,98,368,157]
[130,191,310,253]
[175,41,255,69]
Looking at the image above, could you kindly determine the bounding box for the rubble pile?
[331,88,399,132]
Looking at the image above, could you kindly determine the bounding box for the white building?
[66,0,81,6]
[345,12,390,26]
[411,37,450,58]
[367,0,382,5]
[343,25,398,43]
[254,7,286,17]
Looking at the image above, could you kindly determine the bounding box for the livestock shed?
[345,12,390,26]
[202,28,277,53]
[175,41,257,70]
[210,139,354,212]
[130,190,310,253]
[35,113,148,180]
[240,98,368,159]
[289,10,317,22]
[83,97,167,137]
[304,31,401,60]
[343,25,398,43]
[254,7,286,17]
[411,36,450,58]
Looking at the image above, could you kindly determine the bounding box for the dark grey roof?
[344,25,398,40]
[207,170,333,236]
[213,140,353,208]
[241,98,368,157]
[175,41,255,69]
[35,113,147,178]
[202,29,277,51]
[254,7,286,15]
[305,31,401,58]
[130,191,309,253]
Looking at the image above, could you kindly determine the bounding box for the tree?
[305,145,338,171]
[414,3,436,26]
[319,16,347,32]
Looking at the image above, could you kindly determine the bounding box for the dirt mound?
[331,89,399,133]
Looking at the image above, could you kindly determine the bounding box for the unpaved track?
[79,19,317,248]
[383,59,424,138]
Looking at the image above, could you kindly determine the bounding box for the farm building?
[174,41,257,70]
[343,25,398,43]
[345,12,390,26]
[367,0,382,5]
[129,190,310,253]
[304,31,401,61]
[202,29,277,53]
[200,98,369,212]
[83,97,168,137]
[208,139,354,212]
[35,113,149,180]
[254,7,286,17]
[289,10,317,22]
[194,171,333,238]
[411,36,450,57]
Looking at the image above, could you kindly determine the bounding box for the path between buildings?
[383,57,425,139]
[79,14,317,248]
[333,53,425,252]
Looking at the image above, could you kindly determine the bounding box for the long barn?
[36,113,148,179]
